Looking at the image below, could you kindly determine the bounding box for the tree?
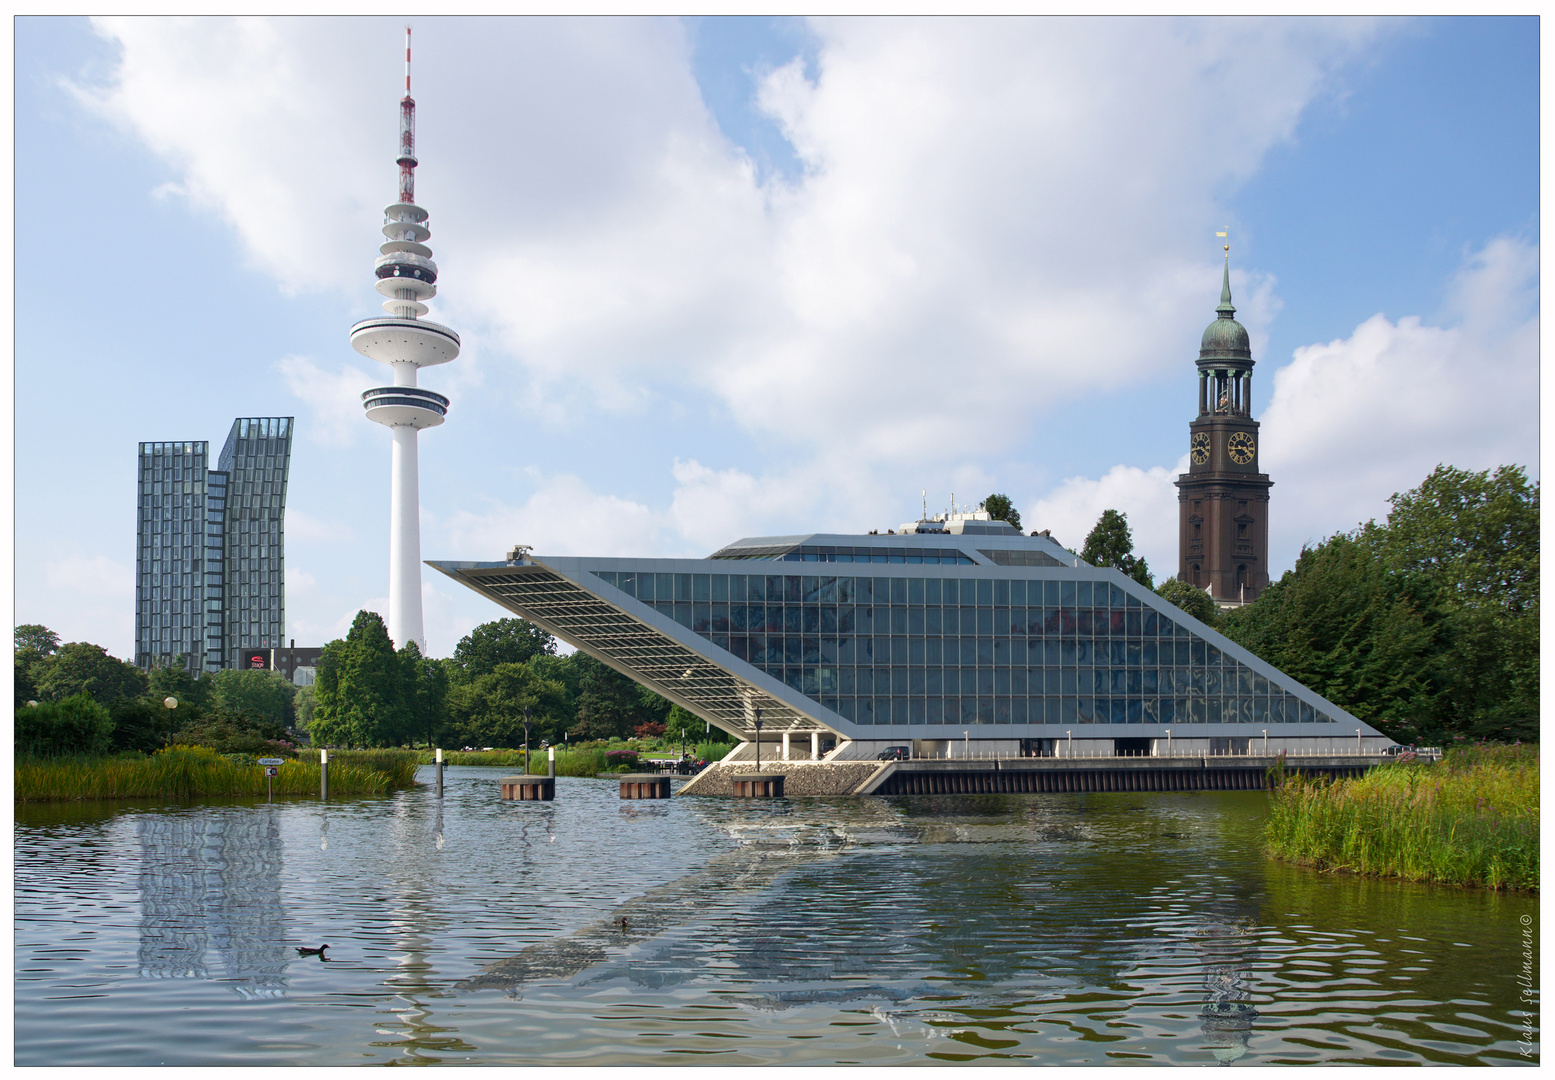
[16,693,115,756]
[447,662,567,748]
[148,658,215,718]
[570,654,647,741]
[1220,464,1538,745]
[983,494,1022,531]
[14,624,59,657]
[107,697,168,753]
[32,643,148,708]
[211,669,296,728]
[1081,509,1152,587]
[310,611,409,748]
[293,684,319,732]
[451,618,557,684]
[400,640,452,748]
[1155,577,1218,627]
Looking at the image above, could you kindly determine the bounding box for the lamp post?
[1165,728,1172,757]
[963,730,969,760]
[753,708,763,770]
[1262,728,1268,755]
[164,696,178,746]
[1066,729,1072,757]
[523,706,532,774]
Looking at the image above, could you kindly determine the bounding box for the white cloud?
[440,472,660,561]
[75,15,1387,474]
[284,508,354,545]
[1027,462,1187,577]
[1260,234,1538,559]
[276,354,377,447]
[38,555,135,657]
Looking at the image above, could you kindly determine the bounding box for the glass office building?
[135,418,294,673]
[432,520,1388,757]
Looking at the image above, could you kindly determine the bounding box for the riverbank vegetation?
[15,745,414,802]
[1216,465,1538,748]
[305,611,736,751]
[1265,744,1538,891]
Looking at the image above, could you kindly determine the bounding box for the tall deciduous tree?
[1155,577,1218,627]
[451,618,556,684]
[983,494,1022,531]
[1081,509,1152,587]
[447,662,567,748]
[31,643,148,707]
[311,611,409,748]
[1220,464,1538,745]
[211,669,296,728]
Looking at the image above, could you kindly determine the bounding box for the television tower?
[352,27,459,652]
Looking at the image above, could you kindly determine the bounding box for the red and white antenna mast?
[397,26,416,205]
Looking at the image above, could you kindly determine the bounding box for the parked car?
[876,746,911,761]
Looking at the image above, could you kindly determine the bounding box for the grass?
[1265,743,1539,891]
[15,745,417,802]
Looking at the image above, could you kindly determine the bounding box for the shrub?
[15,694,114,756]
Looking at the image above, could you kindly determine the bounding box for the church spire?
[1216,245,1235,317]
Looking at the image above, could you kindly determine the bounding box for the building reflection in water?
[1195,912,1260,1065]
[136,809,290,999]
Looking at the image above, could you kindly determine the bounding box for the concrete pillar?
[811,731,820,760]
[781,732,791,761]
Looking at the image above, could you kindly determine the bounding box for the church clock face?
[1190,431,1210,464]
[1227,430,1256,465]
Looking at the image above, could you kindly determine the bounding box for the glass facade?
[135,441,211,672]
[135,418,293,674]
[217,418,293,668]
[590,568,1337,728]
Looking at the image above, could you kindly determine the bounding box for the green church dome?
[1199,254,1252,362]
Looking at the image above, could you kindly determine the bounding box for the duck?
[619,917,629,933]
[296,944,330,958]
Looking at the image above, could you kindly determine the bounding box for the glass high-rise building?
[431,514,1389,760]
[135,417,294,673]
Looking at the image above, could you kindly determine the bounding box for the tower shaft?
[355,27,459,653]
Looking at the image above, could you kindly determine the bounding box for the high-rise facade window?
[135,418,294,674]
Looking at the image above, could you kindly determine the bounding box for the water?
[14,766,1538,1066]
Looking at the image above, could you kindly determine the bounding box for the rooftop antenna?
[922,489,927,520]
[398,26,416,206]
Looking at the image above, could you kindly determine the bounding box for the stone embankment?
[678,760,884,797]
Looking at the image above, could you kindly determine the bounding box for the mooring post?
[320,747,329,800]
[436,747,444,797]
[548,745,556,778]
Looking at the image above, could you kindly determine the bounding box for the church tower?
[1175,248,1272,605]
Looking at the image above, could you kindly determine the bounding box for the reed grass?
[1265,744,1539,891]
[413,747,613,776]
[306,748,420,787]
[15,745,414,802]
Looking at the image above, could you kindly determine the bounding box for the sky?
[14,15,1539,662]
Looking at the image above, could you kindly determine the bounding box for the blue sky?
[15,16,1538,660]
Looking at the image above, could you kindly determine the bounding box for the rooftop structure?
[356,27,458,652]
[432,521,1388,759]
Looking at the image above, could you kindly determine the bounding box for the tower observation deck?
[354,27,458,652]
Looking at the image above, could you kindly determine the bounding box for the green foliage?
[1155,577,1218,627]
[171,711,293,757]
[14,624,60,656]
[451,618,556,683]
[1265,744,1538,891]
[446,661,568,748]
[1081,509,1152,587]
[15,694,114,756]
[211,668,296,727]
[107,697,169,754]
[308,748,420,788]
[147,658,215,716]
[15,744,413,802]
[1221,464,1537,746]
[571,654,650,741]
[311,611,411,748]
[15,654,38,709]
[983,494,1022,532]
[695,741,732,762]
[405,647,451,747]
[31,642,148,707]
[293,684,318,730]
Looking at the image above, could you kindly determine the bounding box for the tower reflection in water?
[136,809,290,998]
[1195,912,1260,1065]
